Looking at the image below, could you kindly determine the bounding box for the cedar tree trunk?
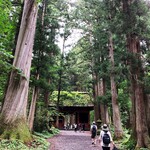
[28,74,39,131]
[127,34,150,149]
[28,0,46,132]
[99,79,109,124]
[0,0,38,142]
[92,72,99,121]
[109,32,123,139]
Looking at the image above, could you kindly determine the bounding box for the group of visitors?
[64,123,86,132]
[74,123,85,132]
[91,121,118,150]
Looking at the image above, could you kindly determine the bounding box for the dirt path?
[48,130,102,150]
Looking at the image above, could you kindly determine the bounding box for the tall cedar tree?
[0,0,38,142]
[28,0,46,131]
[122,0,150,148]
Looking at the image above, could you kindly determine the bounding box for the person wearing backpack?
[90,121,97,145]
[99,124,113,150]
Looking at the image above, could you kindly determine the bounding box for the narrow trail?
[48,130,102,150]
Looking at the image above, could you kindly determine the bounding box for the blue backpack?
[103,131,110,145]
[92,125,96,134]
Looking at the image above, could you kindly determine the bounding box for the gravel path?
[48,130,102,150]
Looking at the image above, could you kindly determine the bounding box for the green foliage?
[124,138,136,150]
[34,107,51,132]
[0,135,49,150]
[63,37,93,92]
[103,128,131,150]
[33,99,59,133]
[0,0,12,33]
[0,0,16,103]
[118,81,131,127]
[30,0,62,93]
[0,121,59,150]
[90,110,94,124]
[0,0,18,62]
[0,140,28,150]
[144,70,150,94]
[0,125,58,150]
[50,91,92,106]
[34,128,59,139]
[97,91,111,105]
[30,135,49,150]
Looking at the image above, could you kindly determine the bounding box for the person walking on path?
[78,123,82,132]
[99,124,113,150]
[74,123,77,132]
[82,123,85,132]
[91,121,97,145]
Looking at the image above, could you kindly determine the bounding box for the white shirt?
[99,130,112,147]
[74,124,77,128]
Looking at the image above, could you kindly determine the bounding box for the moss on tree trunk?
[0,118,32,143]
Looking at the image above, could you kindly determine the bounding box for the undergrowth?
[0,127,60,150]
[112,129,149,150]
[0,136,49,150]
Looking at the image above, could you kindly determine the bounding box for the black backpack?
[103,131,110,145]
[92,125,96,134]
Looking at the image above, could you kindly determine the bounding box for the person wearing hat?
[90,121,97,145]
[99,124,113,150]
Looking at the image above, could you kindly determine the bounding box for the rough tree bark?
[28,74,39,131]
[95,75,101,121]
[145,95,150,135]
[109,31,123,139]
[28,0,46,132]
[92,72,100,121]
[0,0,38,142]
[44,80,51,108]
[99,79,109,125]
[127,34,150,149]
[122,0,150,148]
[56,28,66,128]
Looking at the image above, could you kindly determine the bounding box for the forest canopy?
[50,91,92,106]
